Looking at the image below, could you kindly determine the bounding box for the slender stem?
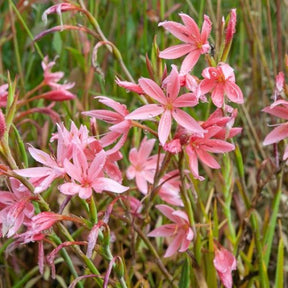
[179,152,195,227]
[8,0,43,59]
[50,235,85,288]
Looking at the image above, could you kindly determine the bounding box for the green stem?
[8,0,43,59]
[179,152,195,227]
[50,234,85,288]
[57,223,103,286]
[89,196,98,225]
[263,169,283,266]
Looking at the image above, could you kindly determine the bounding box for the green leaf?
[275,236,284,288]
[179,256,190,288]
[52,32,62,54]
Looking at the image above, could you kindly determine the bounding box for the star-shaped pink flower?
[126,66,204,145]
[158,13,212,73]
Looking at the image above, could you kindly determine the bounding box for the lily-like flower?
[126,67,204,145]
[148,204,193,257]
[126,137,162,194]
[199,63,244,107]
[213,244,237,288]
[0,178,34,237]
[59,147,128,199]
[14,145,67,194]
[185,126,235,180]
[159,14,212,73]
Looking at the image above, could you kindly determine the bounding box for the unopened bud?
[0,109,6,139]
[114,256,125,279]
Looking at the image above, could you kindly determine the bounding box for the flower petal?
[172,109,204,134]
[263,123,288,146]
[158,110,172,145]
[159,44,193,59]
[125,104,164,120]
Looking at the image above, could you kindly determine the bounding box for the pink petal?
[135,174,149,194]
[92,178,128,194]
[126,166,136,180]
[158,110,172,145]
[116,79,144,94]
[155,204,179,223]
[172,109,204,134]
[14,167,52,178]
[179,13,201,40]
[173,92,198,107]
[100,131,120,147]
[148,224,176,237]
[201,15,212,43]
[199,79,216,96]
[28,146,56,168]
[63,159,82,183]
[196,150,220,169]
[185,146,204,181]
[211,84,225,107]
[82,110,122,123]
[138,78,166,104]
[88,150,106,179]
[164,231,183,257]
[97,96,128,116]
[159,44,193,59]
[78,187,93,199]
[125,104,164,120]
[225,81,244,104]
[58,182,81,196]
[263,123,288,146]
[158,20,191,43]
[138,137,156,160]
[166,67,180,102]
[180,50,201,74]
[220,64,235,81]
[262,104,288,120]
[201,139,235,153]
[172,210,189,223]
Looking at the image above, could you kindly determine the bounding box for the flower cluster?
[0,5,243,288]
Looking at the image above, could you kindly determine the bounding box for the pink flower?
[126,67,204,145]
[213,244,236,288]
[148,204,193,257]
[0,84,8,108]
[199,63,244,107]
[263,99,288,146]
[41,56,76,101]
[184,126,235,180]
[158,14,212,73]
[59,147,128,199]
[0,178,34,237]
[126,137,162,194]
[16,212,64,243]
[14,145,67,194]
[158,170,183,206]
[83,96,132,153]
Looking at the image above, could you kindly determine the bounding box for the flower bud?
[0,109,6,139]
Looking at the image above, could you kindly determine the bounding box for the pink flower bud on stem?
[0,109,6,139]
[221,9,237,62]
